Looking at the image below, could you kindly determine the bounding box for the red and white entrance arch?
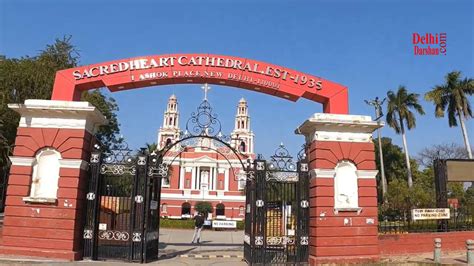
[1,54,380,264]
[52,54,348,114]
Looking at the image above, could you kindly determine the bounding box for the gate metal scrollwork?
[185,99,222,137]
[98,230,130,241]
[132,232,141,242]
[244,143,309,264]
[83,96,251,264]
[148,163,169,177]
[82,140,162,263]
[83,229,93,239]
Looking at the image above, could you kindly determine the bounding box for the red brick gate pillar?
[296,113,382,264]
[0,100,106,260]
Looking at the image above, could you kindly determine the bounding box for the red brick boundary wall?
[296,113,382,264]
[379,231,474,255]
[0,100,106,260]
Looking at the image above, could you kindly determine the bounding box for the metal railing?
[379,207,473,234]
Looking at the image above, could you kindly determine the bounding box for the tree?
[417,142,472,192]
[464,187,474,208]
[425,71,473,159]
[416,143,472,206]
[386,86,425,187]
[194,201,213,217]
[0,37,120,149]
[81,90,121,149]
[0,118,10,212]
[374,137,417,203]
[0,119,11,172]
[0,36,79,143]
[374,137,406,184]
[143,142,158,155]
[381,168,435,220]
[417,142,470,168]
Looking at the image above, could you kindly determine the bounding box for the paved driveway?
[0,228,247,265]
[159,228,244,256]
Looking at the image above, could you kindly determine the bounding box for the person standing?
[191,212,205,244]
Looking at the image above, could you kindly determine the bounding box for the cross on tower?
[201,83,211,101]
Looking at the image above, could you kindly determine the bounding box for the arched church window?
[28,148,62,201]
[181,202,191,216]
[216,203,225,216]
[166,138,172,146]
[239,141,246,152]
[334,160,359,210]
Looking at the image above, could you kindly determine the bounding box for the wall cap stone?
[295,113,384,143]
[296,113,383,134]
[8,100,107,133]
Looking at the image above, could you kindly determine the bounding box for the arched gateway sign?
[52,54,348,114]
[1,52,383,265]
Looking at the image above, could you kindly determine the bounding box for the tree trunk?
[458,110,473,159]
[400,119,413,188]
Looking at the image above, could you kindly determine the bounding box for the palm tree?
[386,86,425,188]
[145,142,158,155]
[425,71,473,159]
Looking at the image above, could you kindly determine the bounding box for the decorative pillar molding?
[179,166,185,189]
[191,167,196,190]
[0,100,106,260]
[224,168,229,191]
[296,113,382,264]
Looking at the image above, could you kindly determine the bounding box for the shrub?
[194,201,213,216]
[160,218,246,230]
[160,218,195,229]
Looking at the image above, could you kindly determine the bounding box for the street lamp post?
[365,97,387,202]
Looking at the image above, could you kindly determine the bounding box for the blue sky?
[1,0,473,160]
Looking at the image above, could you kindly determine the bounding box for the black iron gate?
[244,144,309,265]
[0,166,9,213]
[83,143,165,263]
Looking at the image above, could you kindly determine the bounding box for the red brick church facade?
[157,94,255,221]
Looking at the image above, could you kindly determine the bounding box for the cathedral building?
[157,92,255,221]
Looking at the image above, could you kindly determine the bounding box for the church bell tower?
[231,98,254,154]
[158,95,180,149]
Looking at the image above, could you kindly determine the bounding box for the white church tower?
[231,98,254,154]
[157,94,180,149]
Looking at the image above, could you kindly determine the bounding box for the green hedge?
[159,218,245,230]
[160,218,195,229]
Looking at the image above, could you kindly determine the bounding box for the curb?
[180,254,243,259]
